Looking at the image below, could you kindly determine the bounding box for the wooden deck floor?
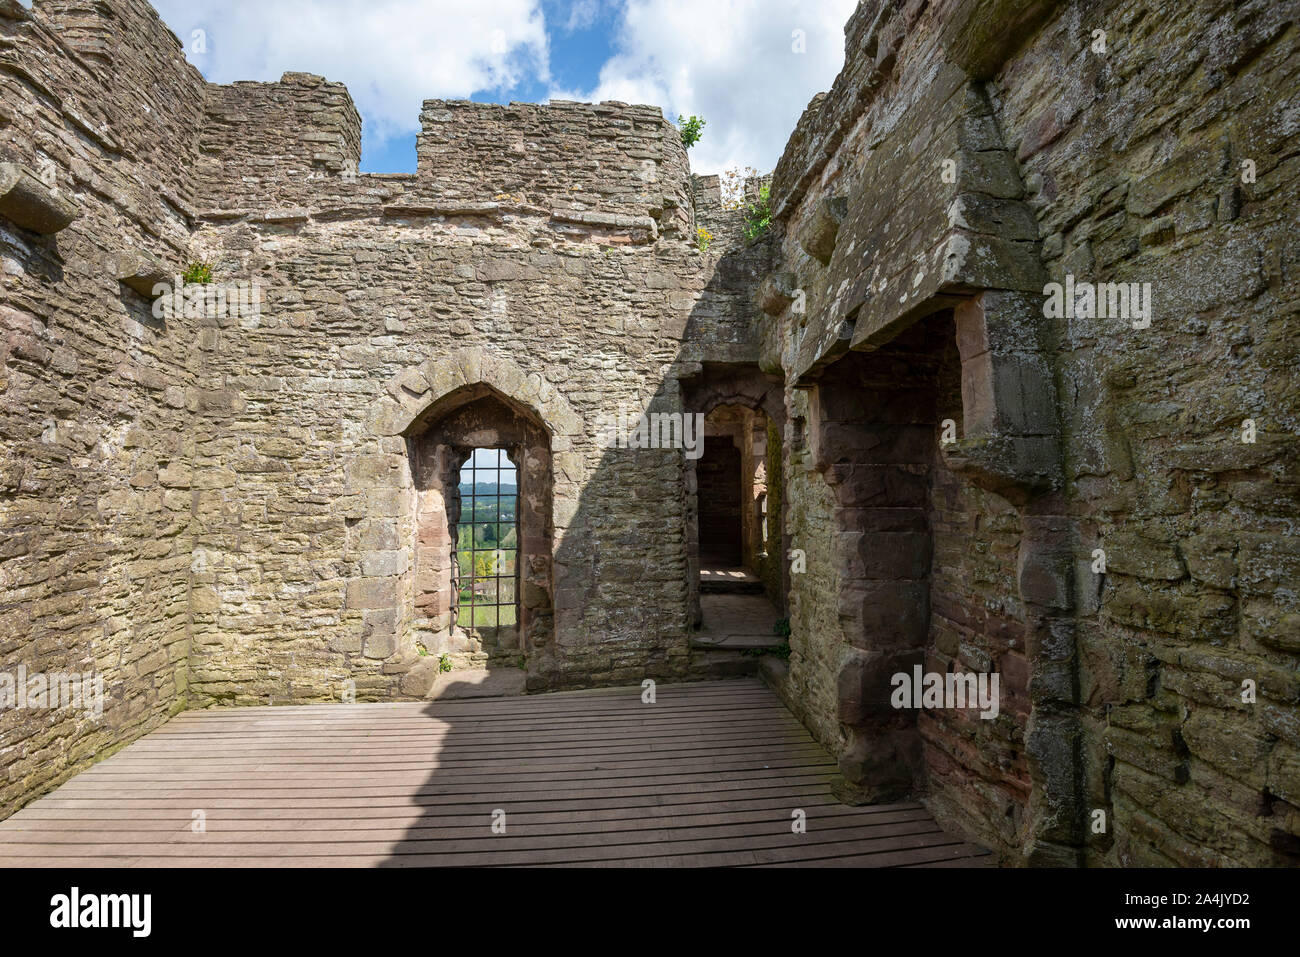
[0,678,991,867]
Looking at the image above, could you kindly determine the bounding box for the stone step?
[688,649,761,679]
[699,567,766,595]
[425,666,529,701]
[689,633,787,651]
[699,577,766,595]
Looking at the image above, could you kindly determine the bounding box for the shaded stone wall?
[759,416,785,607]
[993,0,1300,867]
[923,321,1031,853]
[759,0,1298,867]
[0,0,206,815]
[775,394,844,752]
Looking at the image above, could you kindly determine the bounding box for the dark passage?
[697,442,742,567]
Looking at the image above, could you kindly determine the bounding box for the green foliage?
[438,654,453,673]
[743,184,772,242]
[742,642,791,660]
[696,226,713,254]
[182,261,213,285]
[677,114,706,149]
[774,617,792,638]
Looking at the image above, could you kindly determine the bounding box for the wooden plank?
[0,800,925,835]
[0,677,991,868]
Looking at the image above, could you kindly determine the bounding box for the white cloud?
[152,0,550,144]
[549,0,859,175]
[561,0,603,32]
[148,0,856,177]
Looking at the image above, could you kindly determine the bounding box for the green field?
[455,497,518,630]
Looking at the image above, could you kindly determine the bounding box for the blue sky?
[150,0,857,177]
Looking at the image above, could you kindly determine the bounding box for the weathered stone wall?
[417,99,692,242]
[177,87,768,704]
[923,321,1031,854]
[196,72,364,210]
[759,0,1299,867]
[776,392,844,752]
[0,0,752,814]
[994,0,1300,866]
[758,415,785,606]
[0,0,206,816]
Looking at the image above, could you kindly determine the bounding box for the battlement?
[414,98,693,237]
[195,72,364,210]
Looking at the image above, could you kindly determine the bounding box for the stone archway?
[408,384,551,659]
[348,348,582,693]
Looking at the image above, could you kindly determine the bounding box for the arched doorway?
[407,385,553,661]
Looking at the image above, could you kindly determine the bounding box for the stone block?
[110,249,172,297]
[0,163,78,234]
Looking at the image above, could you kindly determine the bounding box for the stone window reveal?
[408,385,554,659]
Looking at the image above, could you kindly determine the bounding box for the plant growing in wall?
[696,226,713,253]
[677,114,706,148]
[182,261,213,284]
[718,165,761,209]
[743,184,772,242]
[438,654,453,674]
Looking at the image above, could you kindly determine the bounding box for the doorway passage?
[692,404,783,651]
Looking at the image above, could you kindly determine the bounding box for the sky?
[149,0,858,176]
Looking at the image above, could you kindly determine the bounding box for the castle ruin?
[0,0,1297,867]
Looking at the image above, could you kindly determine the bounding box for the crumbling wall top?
[415,98,693,239]
[195,71,363,210]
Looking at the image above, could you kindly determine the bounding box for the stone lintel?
[383,201,502,219]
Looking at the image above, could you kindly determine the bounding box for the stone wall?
[0,0,758,816]
[179,91,761,704]
[759,0,1298,867]
[417,99,693,241]
[0,0,206,816]
[923,320,1032,853]
[196,72,364,210]
[994,0,1300,867]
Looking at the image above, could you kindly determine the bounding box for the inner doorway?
[692,403,783,650]
[697,440,743,567]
